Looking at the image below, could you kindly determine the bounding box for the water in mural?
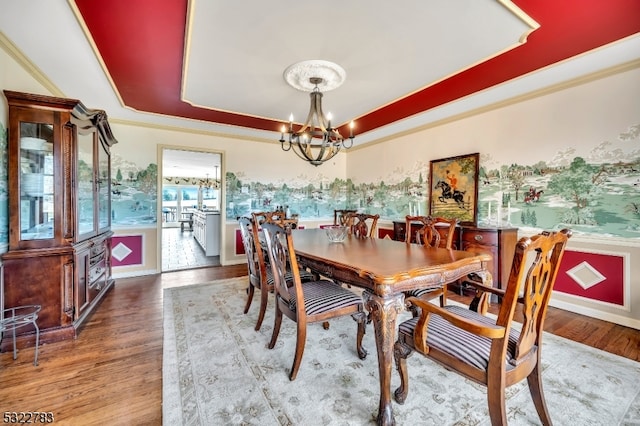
[110,158,158,226]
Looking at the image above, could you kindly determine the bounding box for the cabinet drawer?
[461,229,499,246]
[90,239,106,257]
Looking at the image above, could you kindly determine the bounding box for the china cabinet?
[1,91,118,347]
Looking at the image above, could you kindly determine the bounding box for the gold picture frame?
[428,153,479,226]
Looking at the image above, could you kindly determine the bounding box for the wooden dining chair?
[394,228,572,426]
[346,213,380,238]
[333,209,357,226]
[261,222,368,381]
[403,215,458,311]
[252,210,286,226]
[238,216,314,331]
[238,216,271,331]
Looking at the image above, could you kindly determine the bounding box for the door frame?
[157,145,226,272]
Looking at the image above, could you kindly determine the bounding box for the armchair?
[394,229,571,425]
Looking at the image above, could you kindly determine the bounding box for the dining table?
[292,228,493,426]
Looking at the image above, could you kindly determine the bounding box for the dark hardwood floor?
[0,264,638,425]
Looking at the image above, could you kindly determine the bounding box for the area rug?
[162,277,640,425]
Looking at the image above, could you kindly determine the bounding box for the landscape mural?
[0,123,638,249]
[226,123,640,238]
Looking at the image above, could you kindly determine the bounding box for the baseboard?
[113,268,159,279]
[550,298,640,330]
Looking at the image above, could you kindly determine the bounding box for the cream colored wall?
[347,66,640,185]
[0,36,55,254]
[347,65,640,328]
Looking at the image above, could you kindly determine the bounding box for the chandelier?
[279,60,355,167]
[199,165,220,197]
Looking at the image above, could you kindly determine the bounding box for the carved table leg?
[363,291,405,426]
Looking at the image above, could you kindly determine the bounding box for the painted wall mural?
[0,123,637,247]
[475,123,640,238]
[225,123,640,239]
[110,153,158,227]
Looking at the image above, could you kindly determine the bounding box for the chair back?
[252,211,285,226]
[238,217,266,288]
[334,209,357,226]
[405,215,458,248]
[252,210,299,229]
[498,228,572,363]
[347,213,380,238]
[261,222,304,316]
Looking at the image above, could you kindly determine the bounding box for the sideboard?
[392,221,518,293]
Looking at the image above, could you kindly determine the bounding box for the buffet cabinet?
[193,210,221,256]
[1,91,118,347]
[393,221,518,292]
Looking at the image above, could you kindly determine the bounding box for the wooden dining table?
[292,228,493,426]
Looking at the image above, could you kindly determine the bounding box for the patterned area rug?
[163,277,640,425]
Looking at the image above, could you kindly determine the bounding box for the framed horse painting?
[428,152,479,226]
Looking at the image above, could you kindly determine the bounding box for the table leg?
[363,291,405,426]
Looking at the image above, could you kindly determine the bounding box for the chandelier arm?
[291,139,316,163]
[280,137,292,152]
[312,92,329,133]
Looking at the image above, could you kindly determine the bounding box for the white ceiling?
[162,149,221,180]
[182,0,531,126]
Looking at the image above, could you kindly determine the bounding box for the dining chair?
[403,215,458,311]
[394,228,571,426]
[346,213,380,238]
[253,210,300,229]
[333,209,357,226]
[238,216,314,331]
[252,210,286,226]
[261,222,368,380]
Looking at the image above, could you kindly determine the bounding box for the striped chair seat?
[398,305,521,371]
[404,285,443,299]
[289,280,362,316]
[266,267,315,286]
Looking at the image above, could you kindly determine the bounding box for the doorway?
[160,147,223,272]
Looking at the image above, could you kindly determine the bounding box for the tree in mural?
[136,163,158,215]
[547,157,602,225]
[506,166,525,202]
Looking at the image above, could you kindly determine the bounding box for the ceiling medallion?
[283,60,346,92]
[279,60,354,167]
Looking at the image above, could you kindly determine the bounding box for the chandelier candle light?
[279,60,355,166]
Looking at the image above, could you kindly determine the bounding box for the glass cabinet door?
[19,122,55,240]
[77,130,96,237]
[97,140,111,231]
